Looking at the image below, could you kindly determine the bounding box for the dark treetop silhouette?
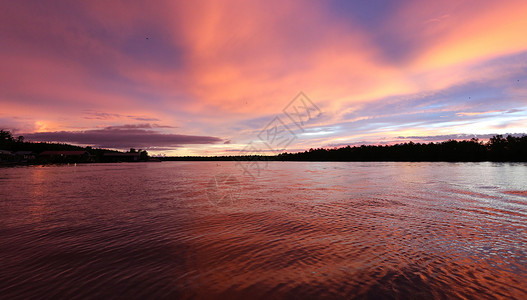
[0,130,149,164]
[162,135,527,162]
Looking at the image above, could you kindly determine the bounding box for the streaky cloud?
[397,133,527,141]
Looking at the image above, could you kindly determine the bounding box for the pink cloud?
[1,0,527,154]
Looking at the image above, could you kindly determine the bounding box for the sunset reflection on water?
[0,162,526,299]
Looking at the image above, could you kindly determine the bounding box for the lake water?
[0,161,526,299]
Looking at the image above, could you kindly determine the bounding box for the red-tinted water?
[1,162,526,299]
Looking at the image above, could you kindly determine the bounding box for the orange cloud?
[1,0,526,155]
[413,1,527,69]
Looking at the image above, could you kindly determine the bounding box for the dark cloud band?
[24,128,223,149]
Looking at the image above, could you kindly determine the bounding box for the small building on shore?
[0,150,15,163]
[39,151,93,163]
[14,151,36,162]
[102,152,141,162]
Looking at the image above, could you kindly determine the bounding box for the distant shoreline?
[3,129,526,164]
[158,157,527,162]
[161,134,527,162]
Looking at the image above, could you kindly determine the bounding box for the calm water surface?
[0,162,526,299]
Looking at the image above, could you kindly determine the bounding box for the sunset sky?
[1,0,526,156]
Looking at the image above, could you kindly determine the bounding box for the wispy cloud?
[83,111,161,122]
[104,123,176,129]
[1,0,527,155]
[397,133,526,141]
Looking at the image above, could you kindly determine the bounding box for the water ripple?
[0,162,526,299]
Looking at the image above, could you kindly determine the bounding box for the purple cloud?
[24,128,224,149]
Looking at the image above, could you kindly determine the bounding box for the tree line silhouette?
[164,135,527,162]
[1,129,149,163]
[3,129,526,162]
[1,129,88,152]
[276,135,527,162]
